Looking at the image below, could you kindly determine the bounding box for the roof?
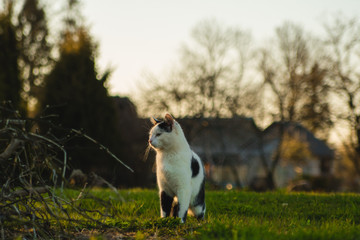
[262,121,334,159]
[179,117,262,164]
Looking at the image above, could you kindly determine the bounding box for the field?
[6,189,360,239]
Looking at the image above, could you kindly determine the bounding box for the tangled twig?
[0,106,133,239]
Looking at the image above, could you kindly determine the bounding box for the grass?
[7,188,360,239]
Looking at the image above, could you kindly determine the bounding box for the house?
[178,118,334,189]
[179,117,263,188]
[262,122,334,188]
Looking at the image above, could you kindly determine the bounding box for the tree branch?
[0,137,23,162]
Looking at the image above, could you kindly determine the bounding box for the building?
[262,122,335,188]
[179,118,334,189]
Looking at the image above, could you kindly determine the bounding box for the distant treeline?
[0,0,153,187]
[1,1,360,187]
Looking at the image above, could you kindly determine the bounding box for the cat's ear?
[164,113,174,126]
[150,117,161,125]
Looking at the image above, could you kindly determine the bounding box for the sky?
[81,0,360,96]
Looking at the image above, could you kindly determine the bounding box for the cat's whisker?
[143,145,151,162]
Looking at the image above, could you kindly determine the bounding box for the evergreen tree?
[39,1,119,175]
[40,26,118,174]
[0,2,22,114]
[16,0,52,110]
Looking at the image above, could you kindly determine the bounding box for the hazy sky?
[81,0,360,96]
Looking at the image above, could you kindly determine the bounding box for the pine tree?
[40,26,118,173]
[0,2,22,115]
[39,1,119,175]
[16,0,52,110]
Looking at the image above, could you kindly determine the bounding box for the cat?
[148,113,206,223]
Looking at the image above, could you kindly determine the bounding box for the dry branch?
[0,112,132,239]
[0,137,22,162]
[71,129,134,173]
[2,186,49,200]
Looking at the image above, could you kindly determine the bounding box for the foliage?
[39,5,120,176]
[2,0,360,188]
[4,188,360,239]
[1,0,148,188]
[16,0,52,108]
[0,3,23,113]
[280,133,313,164]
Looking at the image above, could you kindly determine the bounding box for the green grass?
[8,189,360,239]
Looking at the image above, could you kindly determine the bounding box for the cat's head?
[148,113,182,151]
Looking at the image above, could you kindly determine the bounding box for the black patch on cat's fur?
[171,202,187,222]
[161,191,173,217]
[196,211,205,220]
[182,209,188,223]
[193,178,205,207]
[191,157,200,178]
[158,121,172,132]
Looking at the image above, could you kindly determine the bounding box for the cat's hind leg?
[190,203,206,220]
[191,179,206,220]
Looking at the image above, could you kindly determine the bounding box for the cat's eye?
[156,133,162,137]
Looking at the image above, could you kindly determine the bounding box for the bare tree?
[258,22,332,188]
[324,15,360,176]
[259,22,311,122]
[138,19,258,118]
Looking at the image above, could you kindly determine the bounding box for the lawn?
[5,188,360,239]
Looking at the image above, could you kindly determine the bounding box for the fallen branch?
[28,132,68,190]
[2,186,50,200]
[0,111,130,239]
[0,137,23,162]
[71,129,134,173]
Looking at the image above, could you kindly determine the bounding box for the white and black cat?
[148,113,205,223]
